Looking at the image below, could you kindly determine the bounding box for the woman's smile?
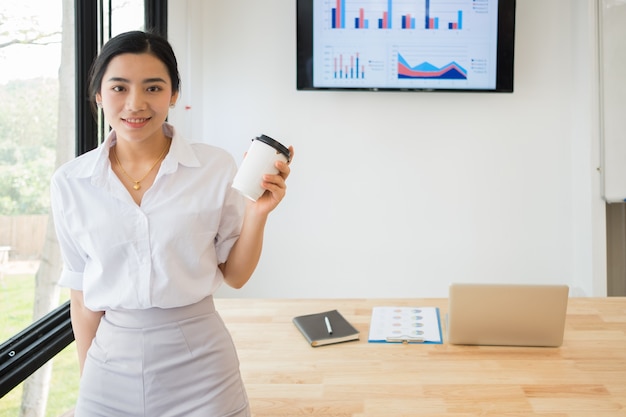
[122,117,152,128]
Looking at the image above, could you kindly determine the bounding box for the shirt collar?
[82,123,200,188]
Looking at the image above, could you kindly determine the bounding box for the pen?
[324,316,333,334]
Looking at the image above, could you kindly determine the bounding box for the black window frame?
[0,0,167,398]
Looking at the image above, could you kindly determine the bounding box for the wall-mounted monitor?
[297,0,516,92]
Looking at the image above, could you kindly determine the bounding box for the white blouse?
[51,123,245,311]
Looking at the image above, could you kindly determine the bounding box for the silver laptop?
[447,283,569,347]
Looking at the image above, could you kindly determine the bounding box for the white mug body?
[232,135,290,201]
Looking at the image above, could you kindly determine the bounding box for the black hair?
[87,30,181,116]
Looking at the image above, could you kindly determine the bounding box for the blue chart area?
[397,54,467,79]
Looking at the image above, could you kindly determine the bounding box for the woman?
[51,30,293,416]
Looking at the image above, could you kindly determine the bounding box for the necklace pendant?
[112,141,169,193]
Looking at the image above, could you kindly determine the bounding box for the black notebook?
[293,309,360,347]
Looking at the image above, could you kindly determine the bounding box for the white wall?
[168,0,607,298]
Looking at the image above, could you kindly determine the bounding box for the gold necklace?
[112,141,169,191]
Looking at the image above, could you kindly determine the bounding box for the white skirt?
[74,296,250,417]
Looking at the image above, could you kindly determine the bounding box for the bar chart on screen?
[327,0,470,31]
[321,46,387,85]
[333,51,365,79]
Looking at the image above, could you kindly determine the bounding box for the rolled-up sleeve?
[214,170,245,265]
[51,176,86,290]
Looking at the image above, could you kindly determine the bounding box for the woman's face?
[96,52,178,145]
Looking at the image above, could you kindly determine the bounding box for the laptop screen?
[447,284,569,347]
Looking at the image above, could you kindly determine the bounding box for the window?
[0,1,164,415]
[0,2,75,412]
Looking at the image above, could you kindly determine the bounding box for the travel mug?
[232,134,291,201]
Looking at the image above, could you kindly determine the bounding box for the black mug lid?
[254,134,290,162]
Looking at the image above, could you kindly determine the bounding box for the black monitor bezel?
[296,0,516,93]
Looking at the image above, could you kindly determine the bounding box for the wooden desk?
[215,298,626,417]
